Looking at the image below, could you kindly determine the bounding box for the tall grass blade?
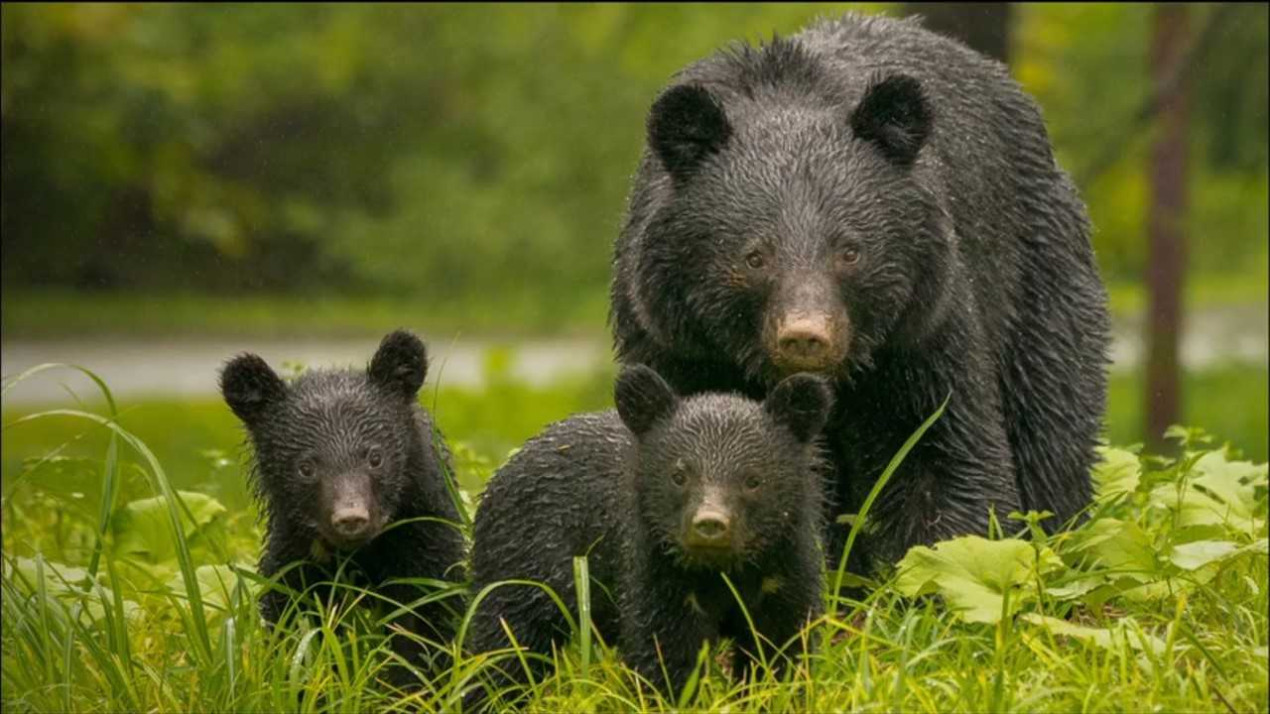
[1,362,118,416]
[9,409,215,664]
[831,394,949,606]
[572,555,593,681]
[86,434,120,582]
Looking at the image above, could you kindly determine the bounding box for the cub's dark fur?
[220,330,466,685]
[467,366,833,704]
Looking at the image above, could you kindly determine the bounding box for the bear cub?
[467,365,833,704]
[220,329,466,685]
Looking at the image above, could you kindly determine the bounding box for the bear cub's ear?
[850,74,932,167]
[369,330,429,399]
[615,364,679,437]
[764,373,834,443]
[647,84,733,181]
[221,353,287,425]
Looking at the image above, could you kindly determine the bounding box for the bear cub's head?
[614,364,833,569]
[220,330,431,551]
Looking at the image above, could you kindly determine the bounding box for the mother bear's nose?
[775,314,838,369]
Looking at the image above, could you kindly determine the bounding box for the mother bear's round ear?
[220,353,287,426]
[850,73,933,167]
[369,329,429,399]
[615,364,679,437]
[647,83,733,182]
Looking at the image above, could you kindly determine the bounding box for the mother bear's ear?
[850,73,933,167]
[647,84,733,182]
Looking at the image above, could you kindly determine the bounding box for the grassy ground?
[4,364,1264,507]
[0,290,613,340]
[2,272,1265,339]
[2,364,1266,712]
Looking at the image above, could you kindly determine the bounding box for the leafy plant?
[2,365,1267,712]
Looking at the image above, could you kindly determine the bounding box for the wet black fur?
[610,13,1112,569]
[220,330,467,685]
[466,366,833,704]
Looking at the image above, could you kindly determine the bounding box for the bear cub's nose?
[688,509,731,547]
[332,507,371,536]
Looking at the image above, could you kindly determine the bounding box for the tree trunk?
[902,3,1013,65]
[1145,3,1190,452]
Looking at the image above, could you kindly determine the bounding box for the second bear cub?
[468,365,833,701]
[220,330,466,685]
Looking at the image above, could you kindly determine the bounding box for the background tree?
[901,3,1012,64]
[1145,3,1190,451]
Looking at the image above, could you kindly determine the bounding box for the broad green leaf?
[1044,574,1107,601]
[1068,518,1159,582]
[1067,524,1251,602]
[895,536,1063,623]
[3,556,93,592]
[1118,577,1200,602]
[1150,451,1267,535]
[2,556,141,626]
[165,563,253,616]
[111,490,228,565]
[1150,482,1235,530]
[1021,614,1166,655]
[1170,538,1269,571]
[1190,451,1268,521]
[1093,446,1142,502]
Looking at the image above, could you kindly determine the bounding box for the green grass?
[0,289,613,340]
[1105,363,1268,462]
[4,364,1263,511]
[2,270,1265,339]
[2,363,1267,713]
[1104,269,1269,316]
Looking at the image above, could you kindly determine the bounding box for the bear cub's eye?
[367,448,383,469]
[744,474,763,491]
[670,459,687,487]
[744,250,766,270]
[839,245,862,266]
[298,461,316,479]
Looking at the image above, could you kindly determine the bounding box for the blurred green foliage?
[3,3,1264,314]
[3,363,1264,521]
[1014,3,1269,282]
[0,369,616,514]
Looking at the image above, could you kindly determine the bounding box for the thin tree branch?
[1075,2,1240,188]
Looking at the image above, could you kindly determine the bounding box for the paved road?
[2,305,1265,407]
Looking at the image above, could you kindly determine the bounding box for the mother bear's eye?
[744,250,766,270]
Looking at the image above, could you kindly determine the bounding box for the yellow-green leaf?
[111,490,228,565]
[1093,446,1142,502]
[1022,614,1166,655]
[895,536,1064,623]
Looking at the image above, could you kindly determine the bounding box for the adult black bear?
[610,12,1111,569]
